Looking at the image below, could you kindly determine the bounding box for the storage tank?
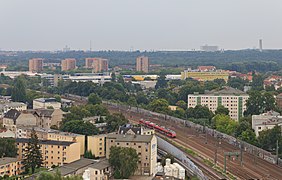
[173,163,185,180]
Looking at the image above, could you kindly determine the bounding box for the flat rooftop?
[107,134,153,143]
[0,157,18,166]
[16,138,75,146]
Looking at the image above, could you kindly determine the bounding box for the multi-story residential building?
[188,87,249,120]
[0,102,27,117]
[61,58,76,71]
[252,111,282,137]
[118,124,155,136]
[16,127,85,156]
[33,109,64,129]
[17,138,80,168]
[0,158,22,177]
[136,56,149,73]
[33,98,61,109]
[263,75,282,90]
[85,58,108,73]
[276,93,282,110]
[87,134,106,158]
[3,109,37,132]
[106,134,157,176]
[29,58,43,72]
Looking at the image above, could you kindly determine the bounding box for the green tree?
[109,146,139,179]
[0,138,17,158]
[186,105,214,120]
[212,114,238,135]
[127,96,137,108]
[60,120,99,136]
[148,98,170,113]
[257,126,282,153]
[238,129,257,145]
[88,93,102,105]
[54,94,61,102]
[155,74,167,89]
[37,170,82,180]
[105,113,128,132]
[22,129,43,174]
[111,72,116,82]
[11,76,27,102]
[215,105,229,115]
[252,73,264,91]
[84,150,95,159]
[176,100,187,110]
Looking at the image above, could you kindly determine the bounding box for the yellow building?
[16,138,80,168]
[106,134,157,176]
[0,158,22,177]
[181,70,229,82]
[87,135,106,158]
[16,128,85,156]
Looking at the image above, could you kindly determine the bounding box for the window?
[138,146,141,148]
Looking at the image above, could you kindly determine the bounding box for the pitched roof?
[88,159,110,170]
[0,157,18,166]
[4,109,21,123]
[206,86,247,96]
[118,124,142,135]
[34,109,54,117]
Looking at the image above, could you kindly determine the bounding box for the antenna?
[90,40,92,52]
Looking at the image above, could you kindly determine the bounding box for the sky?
[0,0,282,51]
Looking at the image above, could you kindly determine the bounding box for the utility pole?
[240,142,243,166]
[214,137,218,165]
[277,139,279,165]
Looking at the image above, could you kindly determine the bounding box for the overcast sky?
[1,0,282,51]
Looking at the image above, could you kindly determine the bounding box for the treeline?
[2,50,282,72]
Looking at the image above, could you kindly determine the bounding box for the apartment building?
[29,58,43,72]
[33,98,61,109]
[17,138,80,168]
[252,111,282,137]
[33,109,64,129]
[16,127,85,156]
[0,102,27,117]
[181,70,229,82]
[61,58,76,71]
[0,158,22,177]
[188,87,249,120]
[3,109,37,132]
[87,135,106,158]
[136,56,149,73]
[106,134,157,176]
[85,58,108,73]
[83,159,112,180]
[118,124,155,135]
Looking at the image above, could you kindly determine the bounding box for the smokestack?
[259,39,263,52]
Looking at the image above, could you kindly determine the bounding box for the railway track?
[106,105,282,180]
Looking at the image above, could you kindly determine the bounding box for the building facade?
[181,70,229,82]
[0,158,22,177]
[61,58,76,71]
[33,98,61,109]
[85,58,108,73]
[136,56,149,73]
[188,87,249,120]
[0,102,27,117]
[106,134,157,176]
[87,135,106,158]
[17,138,80,168]
[29,58,43,72]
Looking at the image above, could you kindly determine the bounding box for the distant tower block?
[259,39,263,52]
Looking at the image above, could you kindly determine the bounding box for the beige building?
[85,58,108,73]
[106,134,157,176]
[16,127,85,156]
[0,102,27,117]
[188,87,249,121]
[118,125,155,136]
[136,56,149,73]
[82,159,112,180]
[3,109,37,132]
[61,58,76,71]
[0,157,22,177]
[29,58,43,72]
[33,109,64,129]
[17,138,80,168]
[33,98,61,109]
[87,135,106,158]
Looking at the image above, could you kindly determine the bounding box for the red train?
[139,119,176,138]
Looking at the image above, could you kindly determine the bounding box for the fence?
[104,101,282,167]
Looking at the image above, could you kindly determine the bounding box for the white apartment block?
[188,87,249,120]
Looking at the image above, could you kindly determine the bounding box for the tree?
[155,74,167,89]
[105,113,128,132]
[88,93,102,105]
[109,146,139,179]
[186,105,214,120]
[0,138,17,158]
[238,129,257,145]
[54,94,61,102]
[84,150,95,159]
[212,114,238,135]
[127,96,137,108]
[22,129,43,174]
[215,105,229,115]
[37,170,82,180]
[176,100,187,110]
[11,76,27,102]
[60,120,99,136]
[257,126,282,153]
[148,98,170,113]
[252,73,264,91]
[111,72,116,82]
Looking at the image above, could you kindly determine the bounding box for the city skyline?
[0,0,282,51]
